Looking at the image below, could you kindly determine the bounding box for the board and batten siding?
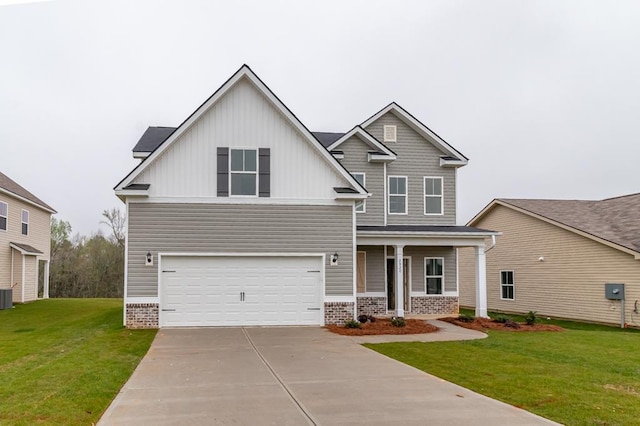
[127,203,353,298]
[337,136,384,226]
[365,113,456,225]
[458,205,640,325]
[357,245,385,293]
[132,78,347,201]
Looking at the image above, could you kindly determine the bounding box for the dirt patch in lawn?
[439,317,563,332]
[325,318,438,336]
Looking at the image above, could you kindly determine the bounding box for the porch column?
[475,245,488,318]
[395,244,404,317]
[43,260,50,299]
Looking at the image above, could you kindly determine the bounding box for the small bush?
[344,319,361,329]
[524,311,537,325]
[504,320,521,329]
[493,314,510,324]
[458,313,475,323]
[391,317,406,327]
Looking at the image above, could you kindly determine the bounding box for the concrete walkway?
[99,323,559,425]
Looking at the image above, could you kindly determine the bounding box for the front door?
[386,258,411,312]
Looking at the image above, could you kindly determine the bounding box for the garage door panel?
[161,256,323,327]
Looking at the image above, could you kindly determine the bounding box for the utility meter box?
[605,283,625,300]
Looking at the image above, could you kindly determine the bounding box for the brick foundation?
[126,303,159,329]
[356,296,387,316]
[324,302,355,325]
[410,296,458,315]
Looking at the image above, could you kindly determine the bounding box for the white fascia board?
[133,151,150,159]
[331,152,344,160]
[327,126,396,157]
[0,188,56,214]
[335,192,369,200]
[361,103,468,162]
[356,234,495,247]
[115,65,367,197]
[440,158,468,168]
[115,189,149,197]
[368,153,396,162]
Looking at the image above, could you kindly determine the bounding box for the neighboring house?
[0,172,56,303]
[115,65,497,328]
[459,196,640,326]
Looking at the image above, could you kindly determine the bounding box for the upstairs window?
[424,177,443,215]
[425,258,444,294]
[501,271,515,300]
[383,125,397,142]
[388,176,407,214]
[0,202,6,231]
[230,149,257,196]
[352,173,366,213]
[21,209,29,235]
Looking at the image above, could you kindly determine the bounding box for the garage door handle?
[162,309,176,312]
[307,308,321,311]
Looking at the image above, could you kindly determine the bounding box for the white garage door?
[160,256,323,327]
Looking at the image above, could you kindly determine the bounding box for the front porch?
[356,225,499,318]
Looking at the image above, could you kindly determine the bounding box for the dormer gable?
[327,126,396,163]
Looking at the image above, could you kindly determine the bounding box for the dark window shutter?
[217,147,229,197]
[259,148,270,197]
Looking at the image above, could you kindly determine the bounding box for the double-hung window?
[388,176,407,214]
[352,173,365,213]
[425,258,444,295]
[0,202,7,231]
[424,177,443,215]
[230,149,257,196]
[500,271,515,300]
[21,209,29,235]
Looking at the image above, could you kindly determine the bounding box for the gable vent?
[383,125,397,142]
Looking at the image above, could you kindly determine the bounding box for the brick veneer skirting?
[324,302,355,325]
[410,296,458,315]
[126,303,159,329]
[356,297,387,316]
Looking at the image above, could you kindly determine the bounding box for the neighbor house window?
[0,202,7,231]
[501,270,514,300]
[21,209,29,235]
[352,173,365,213]
[388,176,407,214]
[230,149,257,196]
[383,125,397,142]
[425,258,444,294]
[424,177,443,215]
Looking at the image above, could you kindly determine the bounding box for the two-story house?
[115,65,496,328]
[0,172,56,305]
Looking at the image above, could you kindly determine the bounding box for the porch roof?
[356,225,499,247]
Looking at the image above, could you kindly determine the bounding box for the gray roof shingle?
[0,172,55,212]
[312,132,345,148]
[133,126,176,153]
[498,194,640,253]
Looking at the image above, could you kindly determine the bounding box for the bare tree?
[101,208,125,247]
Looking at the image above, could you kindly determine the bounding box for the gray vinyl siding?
[337,136,384,225]
[387,246,457,293]
[365,113,456,225]
[358,245,385,292]
[127,203,353,297]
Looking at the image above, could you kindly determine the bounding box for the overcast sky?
[2,0,639,236]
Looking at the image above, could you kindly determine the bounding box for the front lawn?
[0,299,156,425]
[366,317,640,425]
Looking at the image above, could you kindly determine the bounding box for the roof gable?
[327,126,396,158]
[469,196,640,258]
[0,171,56,213]
[360,102,468,164]
[115,65,366,196]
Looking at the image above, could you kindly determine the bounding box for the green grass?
[366,316,640,425]
[0,299,156,425]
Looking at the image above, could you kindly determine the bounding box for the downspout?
[485,235,497,252]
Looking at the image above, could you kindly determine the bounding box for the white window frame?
[229,148,258,197]
[21,209,29,236]
[388,176,407,215]
[352,173,366,213]
[424,257,444,295]
[383,125,397,142]
[424,176,444,216]
[0,201,7,232]
[500,270,515,300]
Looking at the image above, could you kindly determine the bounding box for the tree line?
[49,208,125,298]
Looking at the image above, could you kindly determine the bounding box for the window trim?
[352,173,366,213]
[388,175,408,215]
[21,209,29,236]
[424,257,445,295]
[500,270,515,300]
[383,125,397,142]
[424,176,444,216]
[0,201,7,232]
[229,148,258,197]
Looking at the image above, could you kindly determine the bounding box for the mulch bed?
[439,316,564,332]
[325,318,438,336]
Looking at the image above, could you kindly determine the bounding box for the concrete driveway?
[99,325,558,425]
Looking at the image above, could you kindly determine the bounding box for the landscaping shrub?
[391,317,406,327]
[493,314,510,323]
[344,319,362,329]
[525,311,537,325]
[458,313,475,323]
